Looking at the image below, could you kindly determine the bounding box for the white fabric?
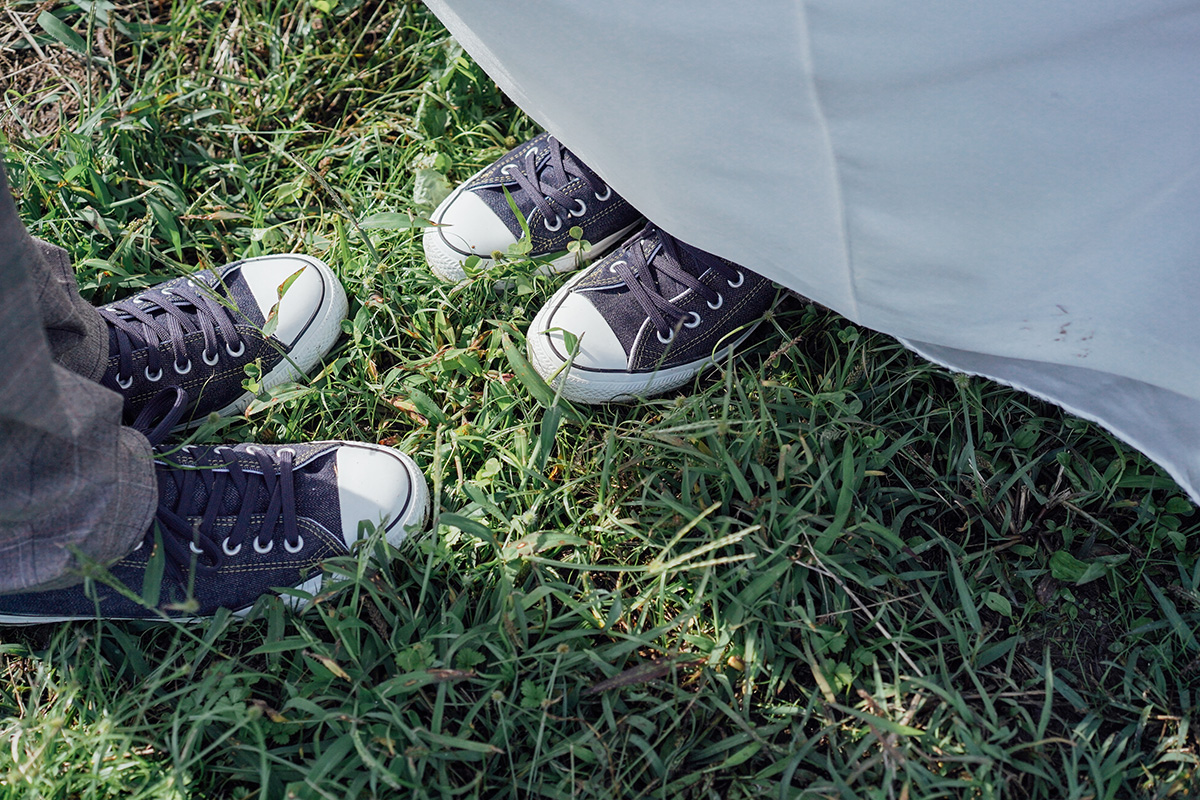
[424,0,1200,498]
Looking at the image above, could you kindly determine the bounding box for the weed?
[1,1,1198,798]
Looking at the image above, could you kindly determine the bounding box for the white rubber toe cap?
[424,189,518,281]
[232,254,336,347]
[335,443,429,547]
[207,254,348,422]
[537,289,629,371]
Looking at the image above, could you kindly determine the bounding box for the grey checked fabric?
[0,162,157,594]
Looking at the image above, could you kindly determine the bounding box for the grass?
[2,1,1200,797]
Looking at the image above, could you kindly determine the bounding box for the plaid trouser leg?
[0,162,157,594]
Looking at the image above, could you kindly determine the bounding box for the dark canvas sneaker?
[528,224,779,404]
[0,392,428,624]
[423,132,643,282]
[100,254,348,424]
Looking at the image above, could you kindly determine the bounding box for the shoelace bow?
[610,228,744,342]
[501,136,611,231]
[100,278,247,388]
[132,389,301,577]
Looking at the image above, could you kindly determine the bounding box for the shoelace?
[131,389,302,577]
[100,278,247,389]
[609,228,745,343]
[501,136,612,232]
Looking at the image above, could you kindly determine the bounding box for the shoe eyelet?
[727,271,745,288]
[569,199,587,218]
[707,294,724,311]
[202,349,219,366]
[277,447,298,460]
[174,358,192,375]
[284,536,304,554]
[244,445,262,455]
[607,259,627,275]
[117,374,134,389]
[222,538,242,557]
[225,341,245,358]
[543,215,562,232]
[189,541,204,555]
[133,541,144,551]
[684,311,702,329]
[145,366,163,382]
[656,329,675,345]
[253,538,274,554]
[501,164,518,177]
[594,185,612,202]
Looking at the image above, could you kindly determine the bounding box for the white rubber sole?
[527,272,762,404]
[0,449,429,625]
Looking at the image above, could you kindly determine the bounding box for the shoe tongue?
[532,152,569,192]
[640,236,704,300]
[107,272,264,351]
[528,147,591,196]
[156,446,341,528]
[155,451,271,519]
[156,467,180,509]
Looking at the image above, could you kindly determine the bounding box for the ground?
[1,1,1199,798]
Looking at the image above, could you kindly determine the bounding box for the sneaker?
[0,390,429,623]
[527,224,778,404]
[423,132,643,282]
[100,254,348,424]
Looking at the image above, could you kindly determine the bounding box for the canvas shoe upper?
[0,390,429,623]
[528,224,778,404]
[423,132,643,282]
[100,254,348,425]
